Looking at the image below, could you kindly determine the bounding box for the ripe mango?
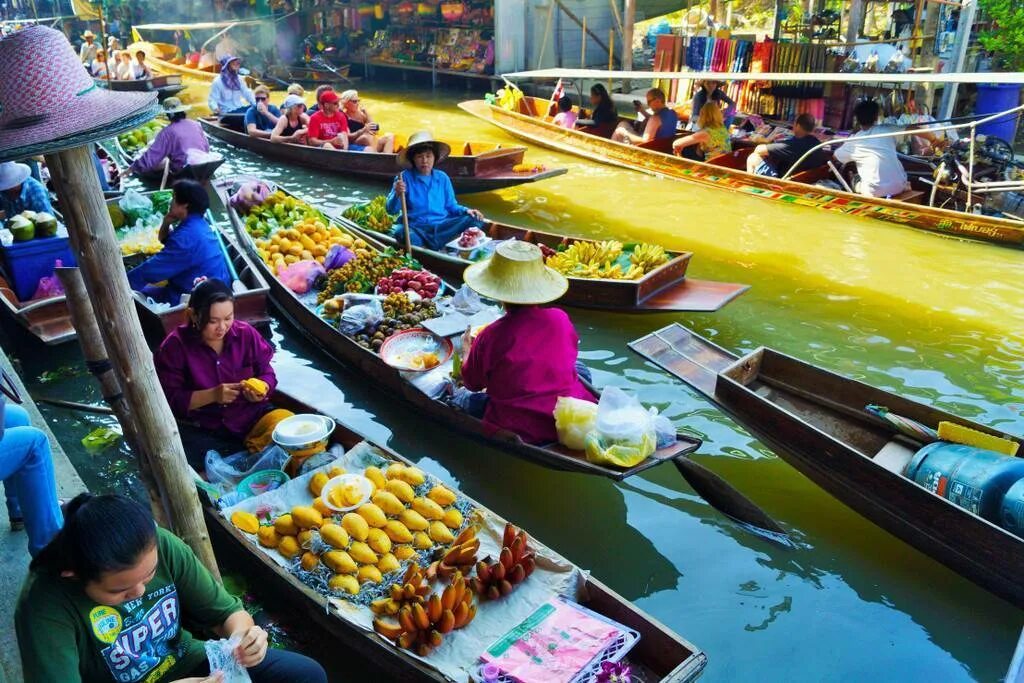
[312,497,334,518]
[394,545,417,561]
[320,523,350,549]
[364,466,387,491]
[291,506,323,529]
[358,565,384,584]
[384,520,413,543]
[329,574,360,595]
[377,553,400,574]
[371,491,405,516]
[241,377,269,399]
[342,512,369,541]
[300,552,320,572]
[257,526,280,548]
[366,528,392,555]
[230,511,260,535]
[387,479,416,504]
[384,463,406,480]
[323,550,358,574]
[349,541,379,565]
[427,485,457,506]
[278,535,301,559]
[274,514,299,537]
[309,472,330,497]
[327,465,347,479]
[412,532,433,550]
[411,497,444,521]
[399,509,429,531]
[428,520,455,544]
[297,530,314,547]
[357,503,388,528]
[399,467,426,486]
[442,508,463,530]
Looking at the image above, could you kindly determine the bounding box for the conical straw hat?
[463,240,568,305]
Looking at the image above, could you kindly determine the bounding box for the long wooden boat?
[339,215,749,312]
[0,276,74,345]
[198,389,707,682]
[215,182,701,480]
[94,73,185,102]
[200,118,568,194]
[629,322,1024,608]
[114,132,225,188]
[1008,627,1024,683]
[262,62,351,86]
[128,40,259,89]
[459,97,1024,248]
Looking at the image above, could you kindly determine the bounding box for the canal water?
[11,84,1024,681]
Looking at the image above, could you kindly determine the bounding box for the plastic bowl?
[379,328,454,373]
[238,469,290,498]
[272,414,335,457]
[320,474,374,512]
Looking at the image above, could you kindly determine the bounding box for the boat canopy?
[503,67,1024,85]
[133,20,269,31]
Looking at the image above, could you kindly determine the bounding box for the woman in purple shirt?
[154,279,276,465]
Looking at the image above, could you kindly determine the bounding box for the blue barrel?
[905,442,1024,523]
[975,84,1022,142]
[1000,478,1024,538]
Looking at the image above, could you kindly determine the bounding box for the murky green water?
[10,84,1024,681]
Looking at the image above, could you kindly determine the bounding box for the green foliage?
[978,0,1024,71]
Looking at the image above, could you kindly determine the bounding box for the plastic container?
[0,233,76,301]
[238,469,290,498]
[320,474,374,512]
[905,442,1024,522]
[975,84,1022,143]
[272,414,334,458]
[999,477,1024,538]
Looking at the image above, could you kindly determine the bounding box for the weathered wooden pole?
[56,266,168,528]
[45,145,219,578]
[621,0,634,94]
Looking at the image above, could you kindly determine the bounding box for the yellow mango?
[399,467,426,486]
[274,514,299,537]
[411,497,445,521]
[278,535,301,559]
[291,506,324,529]
[257,526,280,548]
[364,466,387,491]
[399,509,429,532]
[329,574,360,595]
[357,503,388,529]
[384,463,406,480]
[384,520,413,544]
[342,512,369,542]
[358,565,384,584]
[442,508,463,530]
[300,552,320,572]
[428,520,455,544]
[377,553,400,574]
[320,523,350,549]
[230,511,259,535]
[371,491,405,516]
[297,530,314,548]
[309,472,330,497]
[393,545,417,561]
[427,485,457,506]
[412,532,433,550]
[327,465,347,478]
[386,479,416,504]
[240,377,269,399]
[312,498,333,518]
[349,541,379,565]
[366,528,392,555]
[323,550,358,574]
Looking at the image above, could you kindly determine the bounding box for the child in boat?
[451,241,596,445]
[553,95,577,129]
[17,492,328,682]
[386,130,486,250]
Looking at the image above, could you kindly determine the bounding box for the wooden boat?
[629,322,1024,608]
[0,276,74,345]
[93,73,185,102]
[459,97,1024,248]
[261,63,351,86]
[200,118,568,194]
[198,389,707,682]
[340,217,749,312]
[114,131,225,188]
[216,182,701,480]
[128,40,259,89]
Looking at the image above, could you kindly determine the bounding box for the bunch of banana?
[468,522,536,601]
[545,240,625,278]
[370,562,432,616]
[341,196,397,233]
[630,243,669,273]
[426,526,479,580]
[373,572,477,656]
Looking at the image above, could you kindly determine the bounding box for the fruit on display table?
[6,214,34,242]
[341,195,397,233]
[545,240,669,280]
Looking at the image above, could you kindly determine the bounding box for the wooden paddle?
[399,185,412,256]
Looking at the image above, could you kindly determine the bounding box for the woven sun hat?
[0,162,31,191]
[0,26,158,163]
[398,130,451,168]
[463,240,568,305]
[161,97,191,115]
[82,30,95,39]
[281,94,306,111]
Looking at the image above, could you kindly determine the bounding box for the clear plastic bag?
[204,635,251,683]
[553,396,598,451]
[205,445,289,491]
[652,413,676,449]
[278,260,325,294]
[584,386,656,468]
[338,298,384,336]
[119,189,154,224]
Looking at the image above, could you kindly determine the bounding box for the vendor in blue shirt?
[126,180,231,305]
[385,131,485,250]
[244,85,282,140]
[0,162,53,218]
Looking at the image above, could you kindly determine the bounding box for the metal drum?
[1000,478,1024,538]
[905,442,1024,523]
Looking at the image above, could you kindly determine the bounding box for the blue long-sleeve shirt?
[0,177,53,217]
[126,213,231,300]
[386,169,468,229]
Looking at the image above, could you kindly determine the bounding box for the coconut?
[32,212,58,238]
[19,210,38,223]
[8,215,35,242]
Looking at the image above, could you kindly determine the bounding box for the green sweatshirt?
[16,527,241,683]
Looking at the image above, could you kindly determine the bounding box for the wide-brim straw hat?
[463,240,568,305]
[0,26,158,162]
[0,162,31,191]
[162,97,191,115]
[82,30,95,39]
[398,130,451,168]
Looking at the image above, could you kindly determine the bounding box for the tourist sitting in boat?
[244,85,282,140]
[126,181,232,305]
[287,82,305,98]
[89,49,108,78]
[0,383,62,557]
[17,492,328,683]
[0,161,53,217]
[689,79,735,130]
[340,89,395,153]
[307,89,356,150]
[386,131,486,249]
[746,113,821,177]
[610,88,678,146]
[154,278,287,463]
[114,51,132,80]
[208,55,256,116]
[271,94,309,144]
[672,102,732,161]
[307,85,333,114]
[553,95,577,129]
[78,29,97,64]
[131,49,153,80]
[833,99,908,199]
[106,35,121,61]
[129,97,210,177]
[452,240,596,445]
[577,83,618,137]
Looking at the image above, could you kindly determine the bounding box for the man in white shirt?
[833,99,908,198]
[79,30,98,64]
[207,55,255,116]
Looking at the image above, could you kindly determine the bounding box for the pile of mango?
[118,120,165,157]
[230,461,468,597]
[341,195,397,234]
[243,191,326,240]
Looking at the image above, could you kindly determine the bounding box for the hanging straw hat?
[0,26,158,163]
[398,130,451,168]
[0,162,31,192]
[161,97,191,115]
[463,240,568,305]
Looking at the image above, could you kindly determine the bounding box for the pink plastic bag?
[32,260,65,300]
[278,260,324,294]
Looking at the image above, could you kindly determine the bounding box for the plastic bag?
[278,260,325,294]
[204,635,251,683]
[653,413,676,449]
[119,189,154,224]
[338,298,384,336]
[554,396,599,451]
[436,283,485,317]
[205,445,289,492]
[32,260,65,300]
[324,244,355,270]
[584,386,656,468]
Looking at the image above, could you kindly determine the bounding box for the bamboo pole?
[581,16,586,67]
[608,29,614,92]
[622,0,634,93]
[45,145,219,579]
[55,266,168,529]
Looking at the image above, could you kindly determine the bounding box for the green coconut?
[8,215,34,242]
[33,212,58,238]
[18,210,37,224]
[107,203,126,229]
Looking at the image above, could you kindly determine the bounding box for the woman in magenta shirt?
[458,241,595,445]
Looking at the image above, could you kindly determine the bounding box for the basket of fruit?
[379,329,453,372]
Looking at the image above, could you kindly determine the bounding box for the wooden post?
[45,145,220,579]
[608,29,614,92]
[56,266,168,529]
[845,0,864,45]
[581,16,586,67]
[622,0,634,94]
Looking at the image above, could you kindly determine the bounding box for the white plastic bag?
[204,635,251,683]
[584,386,656,468]
[652,413,676,449]
[205,445,289,492]
[338,298,384,335]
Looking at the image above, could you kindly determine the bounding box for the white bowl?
[272,414,334,450]
[320,474,374,512]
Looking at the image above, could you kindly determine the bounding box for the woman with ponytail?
[16,493,327,683]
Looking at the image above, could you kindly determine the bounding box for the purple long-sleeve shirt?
[130,119,209,175]
[154,320,276,437]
